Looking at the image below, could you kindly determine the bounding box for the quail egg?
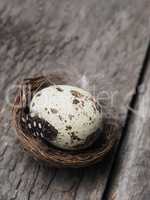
[29,85,103,150]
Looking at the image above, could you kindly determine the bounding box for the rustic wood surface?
[105,45,150,200]
[0,0,149,199]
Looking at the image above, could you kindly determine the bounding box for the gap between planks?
[102,40,150,200]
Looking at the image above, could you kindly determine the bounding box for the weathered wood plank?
[0,0,149,200]
[106,45,150,200]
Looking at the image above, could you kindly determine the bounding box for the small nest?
[12,72,120,168]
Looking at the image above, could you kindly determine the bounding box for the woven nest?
[12,72,119,168]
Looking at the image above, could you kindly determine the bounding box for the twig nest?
[12,72,119,168]
[29,85,103,150]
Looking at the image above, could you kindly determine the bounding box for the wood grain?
[0,0,149,199]
[106,46,150,200]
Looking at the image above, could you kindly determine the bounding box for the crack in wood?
[39,169,57,199]
[72,171,84,200]
[102,41,150,200]
[0,145,8,158]
[27,165,41,200]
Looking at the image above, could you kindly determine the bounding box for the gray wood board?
[106,46,150,200]
[0,0,149,199]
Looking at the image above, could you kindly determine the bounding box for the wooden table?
[0,1,150,199]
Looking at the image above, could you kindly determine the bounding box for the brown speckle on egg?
[51,108,58,114]
[65,126,72,130]
[69,132,81,142]
[71,90,84,98]
[56,87,64,92]
[68,114,74,120]
[59,115,63,121]
[36,93,41,97]
[81,100,85,107]
[73,99,80,104]
[32,103,35,107]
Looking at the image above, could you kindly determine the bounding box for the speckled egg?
[28,85,103,150]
